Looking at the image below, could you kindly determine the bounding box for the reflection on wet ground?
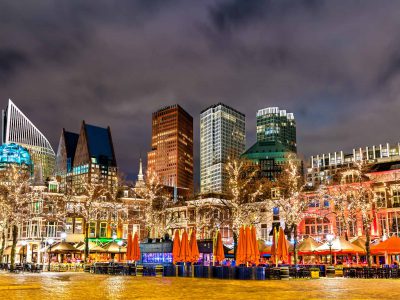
[0,272,400,299]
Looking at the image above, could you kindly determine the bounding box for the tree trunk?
[0,228,6,261]
[10,225,18,271]
[84,222,89,263]
[293,224,298,265]
[365,225,371,267]
[233,231,238,260]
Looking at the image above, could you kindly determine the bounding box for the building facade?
[200,103,245,194]
[147,105,193,195]
[55,121,118,192]
[2,99,56,181]
[306,142,400,187]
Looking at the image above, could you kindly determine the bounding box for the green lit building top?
[242,107,297,180]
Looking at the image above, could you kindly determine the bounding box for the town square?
[1,1,400,299]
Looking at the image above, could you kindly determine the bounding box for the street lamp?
[117,240,123,262]
[60,232,67,241]
[326,234,335,265]
[21,240,27,269]
[112,234,117,241]
[47,239,54,271]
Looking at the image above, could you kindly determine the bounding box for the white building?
[200,103,245,194]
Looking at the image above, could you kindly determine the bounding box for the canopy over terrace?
[350,236,366,251]
[316,237,365,254]
[297,237,321,254]
[51,242,80,253]
[371,236,400,255]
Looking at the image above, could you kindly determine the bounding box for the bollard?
[136,265,143,277]
[280,266,289,280]
[155,265,163,277]
[326,266,335,278]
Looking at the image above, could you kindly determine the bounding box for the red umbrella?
[179,230,192,263]
[126,233,132,261]
[132,232,141,261]
[189,230,200,263]
[245,226,256,265]
[251,226,260,265]
[214,231,225,263]
[236,227,246,265]
[172,229,181,264]
[271,227,278,266]
[277,227,289,263]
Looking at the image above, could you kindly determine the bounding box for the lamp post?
[60,232,67,241]
[21,240,27,270]
[326,234,334,265]
[117,240,123,262]
[47,239,54,271]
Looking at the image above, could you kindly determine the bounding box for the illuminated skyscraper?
[242,107,297,180]
[2,99,55,180]
[200,103,245,194]
[147,105,193,195]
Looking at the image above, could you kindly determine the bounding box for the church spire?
[138,157,144,182]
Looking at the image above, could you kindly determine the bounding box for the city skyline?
[1,1,400,188]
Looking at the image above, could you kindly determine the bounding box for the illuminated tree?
[0,165,31,270]
[221,158,273,258]
[273,154,310,265]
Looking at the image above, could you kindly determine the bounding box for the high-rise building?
[242,107,297,180]
[55,121,117,192]
[200,103,245,194]
[147,105,193,195]
[256,107,296,152]
[2,99,56,180]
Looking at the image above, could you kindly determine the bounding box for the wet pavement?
[0,272,400,299]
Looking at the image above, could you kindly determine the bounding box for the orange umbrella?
[245,226,256,264]
[251,226,260,265]
[236,227,246,265]
[271,227,278,265]
[172,229,181,264]
[189,230,200,263]
[126,233,132,261]
[179,230,192,263]
[132,232,141,261]
[371,236,400,254]
[214,231,225,263]
[276,227,289,263]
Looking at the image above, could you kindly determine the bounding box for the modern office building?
[2,99,56,180]
[55,121,117,192]
[307,142,400,186]
[200,103,245,194]
[242,107,297,180]
[147,105,193,195]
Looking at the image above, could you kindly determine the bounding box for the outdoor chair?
[390,268,398,278]
[355,268,364,278]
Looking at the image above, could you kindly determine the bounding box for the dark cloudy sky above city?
[1,0,400,189]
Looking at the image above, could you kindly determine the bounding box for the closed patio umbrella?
[179,230,192,263]
[132,232,140,261]
[251,226,260,265]
[126,233,132,260]
[189,230,200,263]
[276,227,289,263]
[172,229,181,264]
[214,231,225,263]
[271,227,278,266]
[236,227,246,265]
[244,226,256,265]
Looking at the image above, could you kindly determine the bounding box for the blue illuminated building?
[0,143,32,170]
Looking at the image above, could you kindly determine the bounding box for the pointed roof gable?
[63,130,79,160]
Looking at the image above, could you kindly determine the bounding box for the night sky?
[1,0,400,190]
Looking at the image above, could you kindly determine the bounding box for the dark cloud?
[1,0,400,191]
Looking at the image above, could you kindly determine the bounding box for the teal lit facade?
[0,143,32,170]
